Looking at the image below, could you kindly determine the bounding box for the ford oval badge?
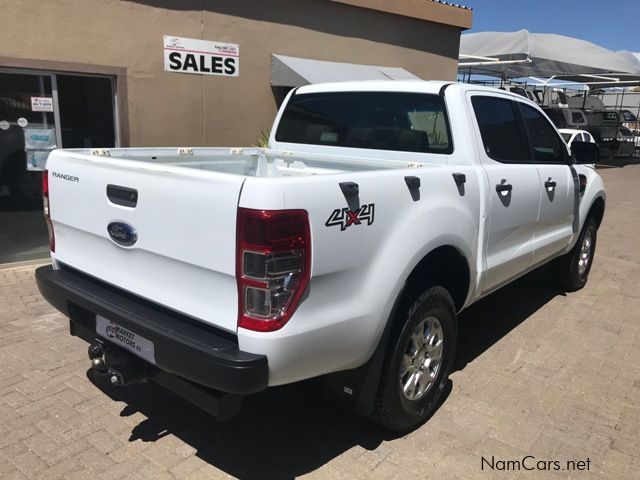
[107,222,137,247]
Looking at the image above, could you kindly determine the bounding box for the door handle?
[495,182,513,194]
[106,185,138,208]
[544,178,557,190]
[452,172,466,185]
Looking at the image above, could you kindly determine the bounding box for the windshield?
[619,127,633,137]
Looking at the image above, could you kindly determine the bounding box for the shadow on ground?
[455,264,564,371]
[91,375,405,479]
[89,265,564,479]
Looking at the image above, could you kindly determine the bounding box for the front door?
[468,94,541,294]
[518,103,575,265]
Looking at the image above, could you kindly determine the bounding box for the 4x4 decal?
[325,204,375,231]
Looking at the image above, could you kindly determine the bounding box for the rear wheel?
[372,286,456,432]
[553,217,598,292]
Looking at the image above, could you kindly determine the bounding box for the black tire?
[553,217,598,292]
[372,286,457,432]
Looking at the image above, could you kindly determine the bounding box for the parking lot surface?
[1,164,639,480]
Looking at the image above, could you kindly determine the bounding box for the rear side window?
[520,104,565,163]
[275,92,452,154]
[510,87,527,98]
[471,96,525,162]
[544,108,567,128]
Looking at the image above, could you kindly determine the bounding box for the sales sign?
[163,35,239,77]
[31,96,54,112]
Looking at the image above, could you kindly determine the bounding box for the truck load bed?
[67,147,411,177]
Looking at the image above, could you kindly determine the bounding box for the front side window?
[275,92,452,154]
[571,111,585,124]
[621,110,637,122]
[471,96,526,163]
[544,108,567,128]
[619,126,633,138]
[520,104,565,163]
[510,87,527,98]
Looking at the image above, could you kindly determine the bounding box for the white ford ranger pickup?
[36,81,605,430]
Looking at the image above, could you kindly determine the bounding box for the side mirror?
[571,141,599,164]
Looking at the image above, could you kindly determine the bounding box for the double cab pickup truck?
[36,81,605,431]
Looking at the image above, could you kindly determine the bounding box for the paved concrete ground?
[1,165,639,480]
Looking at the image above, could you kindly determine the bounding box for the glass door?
[0,71,58,264]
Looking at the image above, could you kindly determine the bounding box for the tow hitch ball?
[88,344,105,369]
[88,343,146,386]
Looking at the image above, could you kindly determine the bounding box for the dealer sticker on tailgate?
[96,315,156,365]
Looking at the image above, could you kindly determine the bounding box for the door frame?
[0,56,127,147]
[0,67,119,148]
[0,67,62,147]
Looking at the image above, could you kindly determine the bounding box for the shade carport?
[271,54,420,87]
[458,29,640,79]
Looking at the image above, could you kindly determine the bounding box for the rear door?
[518,103,575,265]
[468,94,541,293]
[47,151,245,332]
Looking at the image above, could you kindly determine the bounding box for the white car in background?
[559,128,595,152]
[631,129,640,149]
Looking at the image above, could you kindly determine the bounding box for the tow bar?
[88,342,148,386]
[87,341,243,421]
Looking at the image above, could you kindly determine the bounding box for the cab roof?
[294,80,540,100]
[295,80,451,95]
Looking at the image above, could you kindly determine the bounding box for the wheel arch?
[401,245,471,314]
[587,195,605,228]
[346,244,470,416]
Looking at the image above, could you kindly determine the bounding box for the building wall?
[0,0,464,147]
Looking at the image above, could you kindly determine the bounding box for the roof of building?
[329,0,473,29]
[428,1,472,10]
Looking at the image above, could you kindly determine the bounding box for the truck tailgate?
[46,151,244,333]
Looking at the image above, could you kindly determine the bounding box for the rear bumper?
[35,265,268,395]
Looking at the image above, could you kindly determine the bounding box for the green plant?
[255,129,271,148]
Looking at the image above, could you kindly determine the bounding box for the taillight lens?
[236,208,311,332]
[42,169,55,252]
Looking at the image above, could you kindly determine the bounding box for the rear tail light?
[42,169,55,252]
[236,208,311,332]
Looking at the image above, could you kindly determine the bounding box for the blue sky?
[461,0,640,52]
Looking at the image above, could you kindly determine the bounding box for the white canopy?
[271,54,420,87]
[459,30,640,78]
